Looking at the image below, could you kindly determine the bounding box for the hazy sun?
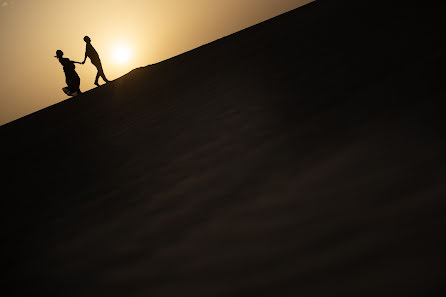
[113,45,132,64]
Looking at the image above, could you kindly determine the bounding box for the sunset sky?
[0,0,313,125]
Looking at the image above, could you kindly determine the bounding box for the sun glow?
[112,45,132,64]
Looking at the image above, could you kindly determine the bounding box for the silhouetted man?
[81,36,110,86]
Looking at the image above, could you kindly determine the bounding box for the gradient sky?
[0,0,313,126]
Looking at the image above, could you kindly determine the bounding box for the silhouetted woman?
[55,50,82,96]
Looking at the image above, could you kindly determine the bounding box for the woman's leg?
[66,73,78,93]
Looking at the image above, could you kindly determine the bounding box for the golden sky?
[0,0,313,125]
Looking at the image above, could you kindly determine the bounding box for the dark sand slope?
[2,0,446,296]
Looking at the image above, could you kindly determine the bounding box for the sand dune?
[2,0,446,296]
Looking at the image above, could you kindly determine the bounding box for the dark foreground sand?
[2,0,446,296]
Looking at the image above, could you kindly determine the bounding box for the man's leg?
[94,71,100,86]
[96,62,109,83]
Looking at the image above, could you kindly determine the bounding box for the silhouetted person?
[81,36,110,86]
[55,50,82,96]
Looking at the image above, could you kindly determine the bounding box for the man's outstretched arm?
[82,47,88,64]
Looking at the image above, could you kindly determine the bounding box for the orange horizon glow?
[0,0,314,126]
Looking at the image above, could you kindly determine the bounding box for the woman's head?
[55,50,63,58]
[83,36,91,43]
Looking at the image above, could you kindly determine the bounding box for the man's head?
[83,36,91,43]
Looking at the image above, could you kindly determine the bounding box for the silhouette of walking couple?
[55,36,110,96]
